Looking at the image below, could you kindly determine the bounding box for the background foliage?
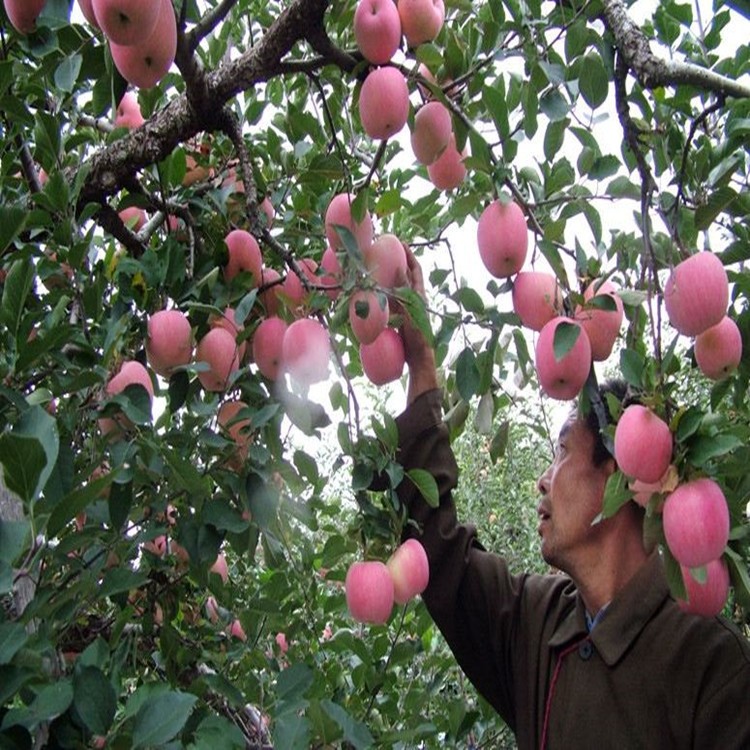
[1,0,749,747]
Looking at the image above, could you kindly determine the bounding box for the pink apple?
[195,327,241,392]
[281,258,318,312]
[411,101,452,165]
[114,91,145,129]
[360,327,405,385]
[345,560,394,624]
[4,0,46,33]
[364,233,407,289]
[349,289,389,345]
[386,538,429,604]
[614,405,673,484]
[320,245,343,300]
[427,134,467,190]
[694,316,742,380]
[325,192,374,252]
[77,0,99,27]
[92,0,160,46]
[229,619,247,641]
[512,271,563,331]
[275,632,289,654]
[252,316,288,381]
[143,534,167,557]
[354,0,402,64]
[359,66,410,141]
[477,199,528,278]
[575,279,624,361]
[260,267,283,315]
[119,205,146,232]
[260,197,275,229]
[664,251,728,336]
[223,229,262,285]
[663,478,730,568]
[398,0,445,47]
[109,0,176,89]
[210,553,229,584]
[146,309,193,377]
[534,317,591,401]
[209,307,247,362]
[217,400,252,466]
[98,360,154,437]
[205,596,220,623]
[282,318,331,386]
[677,557,730,617]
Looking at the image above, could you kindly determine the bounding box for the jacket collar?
[547,552,671,665]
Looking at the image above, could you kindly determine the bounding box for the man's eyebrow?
[557,422,573,442]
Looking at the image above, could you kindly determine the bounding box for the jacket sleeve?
[394,389,528,729]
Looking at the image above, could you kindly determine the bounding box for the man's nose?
[537,465,551,495]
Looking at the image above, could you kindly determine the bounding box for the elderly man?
[392,248,750,749]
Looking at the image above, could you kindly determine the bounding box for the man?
[392,248,750,749]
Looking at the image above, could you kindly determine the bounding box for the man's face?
[536,415,615,572]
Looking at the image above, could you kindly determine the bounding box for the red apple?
[512,271,563,331]
[349,289,389,345]
[98,360,154,437]
[280,258,318,312]
[195,327,241,392]
[260,197,275,229]
[109,0,176,89]
[92,0,160,46]
[663,478,730,568]
[360,327,405,385]
[143,534,167,557]
[354,0,402,64]
[252,316,288,381]
[386,538,429,604]
[477,199,527,279]
[534,317,591,401]
[282,318,331,386]
[411,101,452,166]
[575,279,624,361]
[77,0,99,27]
[223,229,262,285]
[320,245,342,300]
[359,66,410,141]
[119,205,146,232]
[146,309,193,377]
[275,631,289,653]
[260,267,283,315]
[4,0,46,33]
[229,619,247,641]
[114,91,145,129]
[694,316,742,380]
[210,553,229,584]
[209,307,247,362]
[614,405,673,484]
[325,192,374,252]
[205,596,220,623]
[663,251,728,336]
[398,0,445,47]
[345,560,394,624]
[677,557,730,617]
[218,400,252,466]
[427,134,466,190]
[364,233,407,289]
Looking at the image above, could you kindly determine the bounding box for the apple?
[349,289,389,345]
[98,360,154,437]
[359,66,410,141]
[575,279,624,361]
[360,327,405,385]
[119,205,146,232]
[630,464,678,508]
[354,0,402,64]
[210,553,229,584]
[386,538,429,604]
[260,267,283,315]
[325,192,374,251]
[275,631,289,654]
[512,271,563,331]
[534,317,591,401]
[229,619,247,641]
[146,309,193,377]
[217,400,252,466]
[694,316,742,380]
[114,91,144,129]
[411,101,452,166]
[252,316,288,380]
[92,0,160,46]
[77,0,99,27]
[209,307,247,362]
[663,251,728,336]
[677,557,730,618]
[109,0,177,89]
[427,134,466,190]
[398,0,445,47]
[260,196,275,229]
[195,327,241,392]
[205,596,220,623]
[224,229,262,285]
[280,258,318,312]
[282,318,331,386]
[477,199,528,278]
[345,560,394,624]
[320,245,342,300]
[614,405,673,484]
[416,62,453,101]
[4,0,46,33]
[364,233,407,289]
[143,534,167,557]
[663,478,730,568]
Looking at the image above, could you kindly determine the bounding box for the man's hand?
[393,245,439,404]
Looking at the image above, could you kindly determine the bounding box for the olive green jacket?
[396,389,750,750]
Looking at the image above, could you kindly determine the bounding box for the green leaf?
[406,468,439,508]
[162,447,210,496]
[54,53,82,93]
[394,287,433,347]
[578,52,609,109]
[189,714,246,750]
[202,499,249,534]
[1,256,35,339]
[0,623,28,665]
[99,568,148,598]
[489,420,510,464]
[455,347,480,401]
[600,470,632,519]
[687,434,742,467]
[132,690,197,748]
[552,320,581,361]
[0,521,30,566]
[48,467,119,537]
[276,663,314,702]
[0,434,46,505]
[695,186,738,230]
[0,205,28,253]
[619,348,645,388]
[271,714,311,750]
[73,666,117,736]
[321,699,374,749]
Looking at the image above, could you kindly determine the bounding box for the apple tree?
[0,0,749,746]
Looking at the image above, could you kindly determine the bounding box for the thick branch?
[601,0,750,98]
